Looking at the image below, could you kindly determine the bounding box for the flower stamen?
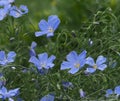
[74,63,80,68]
[48,27,54,33]
[93,64,97,69]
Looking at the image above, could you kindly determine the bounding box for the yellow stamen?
[75,63,80,68]
[48,27,54,33]
[93,64,97,69]
[41,63,46,68]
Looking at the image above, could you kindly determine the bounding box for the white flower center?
[41,62,46,68]
[93,64,97,69]
[48,27,54,33]
[74,63,80,68]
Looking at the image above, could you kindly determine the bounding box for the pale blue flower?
[105,86,120,97]
[114,86,120,95]
[79,89,86,98]
[40,94,54,101]
[0,86,19,100]
[60,50,87,74]
[62,81,73,89]
[0,51,16,66]
[85,56,107,73]
[19,5,28,14]
[35,15,60,37]
[9,5,28,18]
[105,89,113,97]
[9,6,22,18]
[29,52,56,70]
[0,8,7,21]
[29,41,37,57]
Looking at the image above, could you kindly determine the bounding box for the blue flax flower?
[105,89,113,97]
[0,51,16,66]
[79,89,86,98]
[9,5,28,18]
[35,15,60,37]
[29,41,37,57]
[0,86,19,100]
[0,0,14,6]
[29,52,56,70]
[0,8,7,21]
[114,86,120,96]
[60,50,86,74]
[105,86,120,97]
[62,81,73,89]
[40,94,54,101]
[85,55,107,73]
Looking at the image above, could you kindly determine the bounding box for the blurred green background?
[15,0,120,29]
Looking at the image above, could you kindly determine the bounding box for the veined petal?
[68,67,79,74]
[8,98,14,101]
[19,5,28,14]
[105,89,113,97]
[47,55,56,63]
[86,57,95,66]
[98,64,107,71]
[0,9,7,21]
[9,6,22,18]
[39,20,49,31]
[86,67,96,73]
[40,94,54,101]
[0,51,6,60]
[66,51,78,62]
[38,53,48,62]
[47,32,54,37]
[35,31,48,37]
[29,49,36,57]
[114,86,120,95]
[78,50,87,60]
[48,15,60,30]
[30,41,37,49]
[7,51,16,62]
[47,55,56,68]
[96,55,106,66]
[79,59,86,67]
[60,61,71,70]
[1,86,7,93]
[29,56,40,67]
[8,88,19,97]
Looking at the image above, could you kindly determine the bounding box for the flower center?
[93,64,97,69]
[41,63,46,68]
[48,27,54,33]
[74,63,80,68]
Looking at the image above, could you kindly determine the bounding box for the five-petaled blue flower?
[105,85,120,97]
[9,5,28,18]
[35,15,60,37]
[0,86,19,100]
[0,51,16,66]
[29,41,37,57]
[40,94,55,101]
[60,50,87,74]
[29,52,56,70]
[85,55,107,73]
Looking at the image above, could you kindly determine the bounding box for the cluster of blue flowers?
[0,0,28,20]
[0,1,119,100]
[0,51,20,100]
